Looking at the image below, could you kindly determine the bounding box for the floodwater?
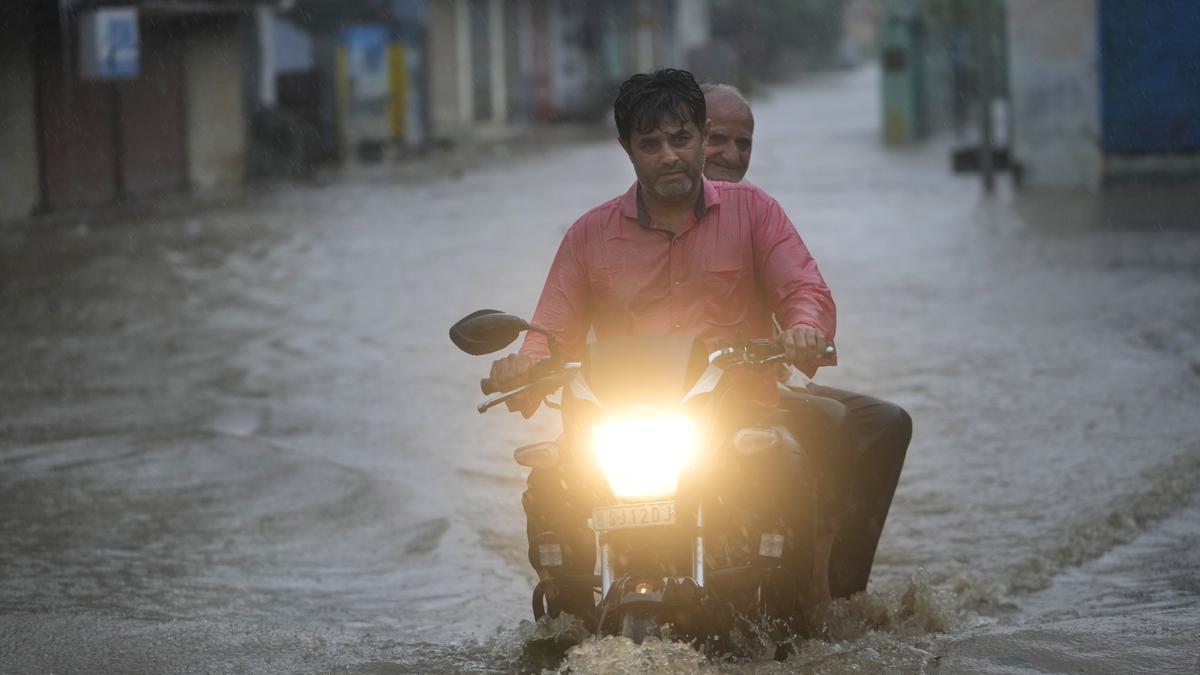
[2,67,1200,673]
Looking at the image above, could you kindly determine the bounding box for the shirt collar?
[619,178,722,228]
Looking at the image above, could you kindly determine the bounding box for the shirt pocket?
[701,268,749,328]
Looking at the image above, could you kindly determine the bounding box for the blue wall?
[1100,0,1200,154]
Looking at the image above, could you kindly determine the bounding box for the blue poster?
[81,8,140,80]
[344,25,391,102]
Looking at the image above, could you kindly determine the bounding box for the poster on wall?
[80,8,140,80]
[345,25,391,103]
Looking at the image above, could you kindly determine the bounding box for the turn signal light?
[514,441,561,468]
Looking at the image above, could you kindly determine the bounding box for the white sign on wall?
[80,8,140,80]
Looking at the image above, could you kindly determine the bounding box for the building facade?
[0,0,712,223]
[1007,0,1200,189]
[0,1,260,220]
[427,0,712,142]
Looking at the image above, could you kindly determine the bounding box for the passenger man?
[702,82,912,599]
[490,69,838,615]
[700,83,754,183]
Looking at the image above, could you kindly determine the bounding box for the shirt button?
[672,279,680,285]
[673,321,681,329]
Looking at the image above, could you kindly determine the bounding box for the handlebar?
[477,363,581,414]
[476,338,834,414]
[481,357,560,395]
[708,339,836,369]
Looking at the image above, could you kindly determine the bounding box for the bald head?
[702,84,754,182]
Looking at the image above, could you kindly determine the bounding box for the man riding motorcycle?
[701,82,913,601]
[488,69,878,621]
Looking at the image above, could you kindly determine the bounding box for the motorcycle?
[450,309,836,655]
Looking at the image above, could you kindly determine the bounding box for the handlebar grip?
[480,377,499,395]
[480,358,556,396]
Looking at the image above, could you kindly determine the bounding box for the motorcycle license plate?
[592,501,676,531]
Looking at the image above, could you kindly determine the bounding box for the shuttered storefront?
[37,13,187,211]
[116,21,187,197]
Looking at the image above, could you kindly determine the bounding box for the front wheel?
[620,611,660,644]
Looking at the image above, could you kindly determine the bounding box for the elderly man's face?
[703,92,754,182]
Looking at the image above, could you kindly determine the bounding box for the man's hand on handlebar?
[487,353,543,418]
[489,353,534,393]
[778,324,829,370]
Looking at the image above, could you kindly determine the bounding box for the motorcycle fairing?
[581,335,710,409]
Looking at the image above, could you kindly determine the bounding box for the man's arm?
[519,223,591,363]
[487,224,591,408]
[752,195,837,375]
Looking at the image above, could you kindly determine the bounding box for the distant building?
[0,0,266,219]
[426,0,711,142]
[1007,0,1200,189]
[260,1,431,168]
[0,0,712,223]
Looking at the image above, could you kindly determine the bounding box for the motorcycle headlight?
[592,414,699,500]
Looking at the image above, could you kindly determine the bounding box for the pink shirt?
[521,178,836,378]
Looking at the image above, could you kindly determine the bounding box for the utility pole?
[977,0,995,193]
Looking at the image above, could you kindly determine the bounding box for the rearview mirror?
[449,309,532,355]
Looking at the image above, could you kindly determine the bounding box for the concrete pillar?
[488,0,507,124]
[184,18,249,192]
[0,28,39,221]
[428,0,461,139]
[672,0,710,68]
[255,7,277,107]
[1006,0,1101,189]
[547,0,562,112]
[454,0,473,127]
[515,0,535,103]
[634,2,656,73]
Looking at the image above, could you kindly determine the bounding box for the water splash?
[559,637,711,675]
[522,574,968,674]
[817,574,962,642]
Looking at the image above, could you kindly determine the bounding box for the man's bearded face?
[624,115,706,200]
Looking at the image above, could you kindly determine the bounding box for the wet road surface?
[3,66,1200,673]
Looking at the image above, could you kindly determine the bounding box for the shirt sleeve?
[752,194,837,363]
[519,221,591,362]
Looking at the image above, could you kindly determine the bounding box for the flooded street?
[3,66,1200,673]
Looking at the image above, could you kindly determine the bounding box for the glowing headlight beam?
[592,415,699,499]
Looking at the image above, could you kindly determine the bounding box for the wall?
[119,17,188,198]
[1099,1,1200,155]
[0,23,39,221]
[506,0,529,121]
[551,0,592,117]
[36,13,120,211]
[673,0,710,65]
[428,0,465,139]
[487,0,507,125]
[184,17,249,192]
[1006,0,1101,189]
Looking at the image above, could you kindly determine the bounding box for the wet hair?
[614,68,706,144]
